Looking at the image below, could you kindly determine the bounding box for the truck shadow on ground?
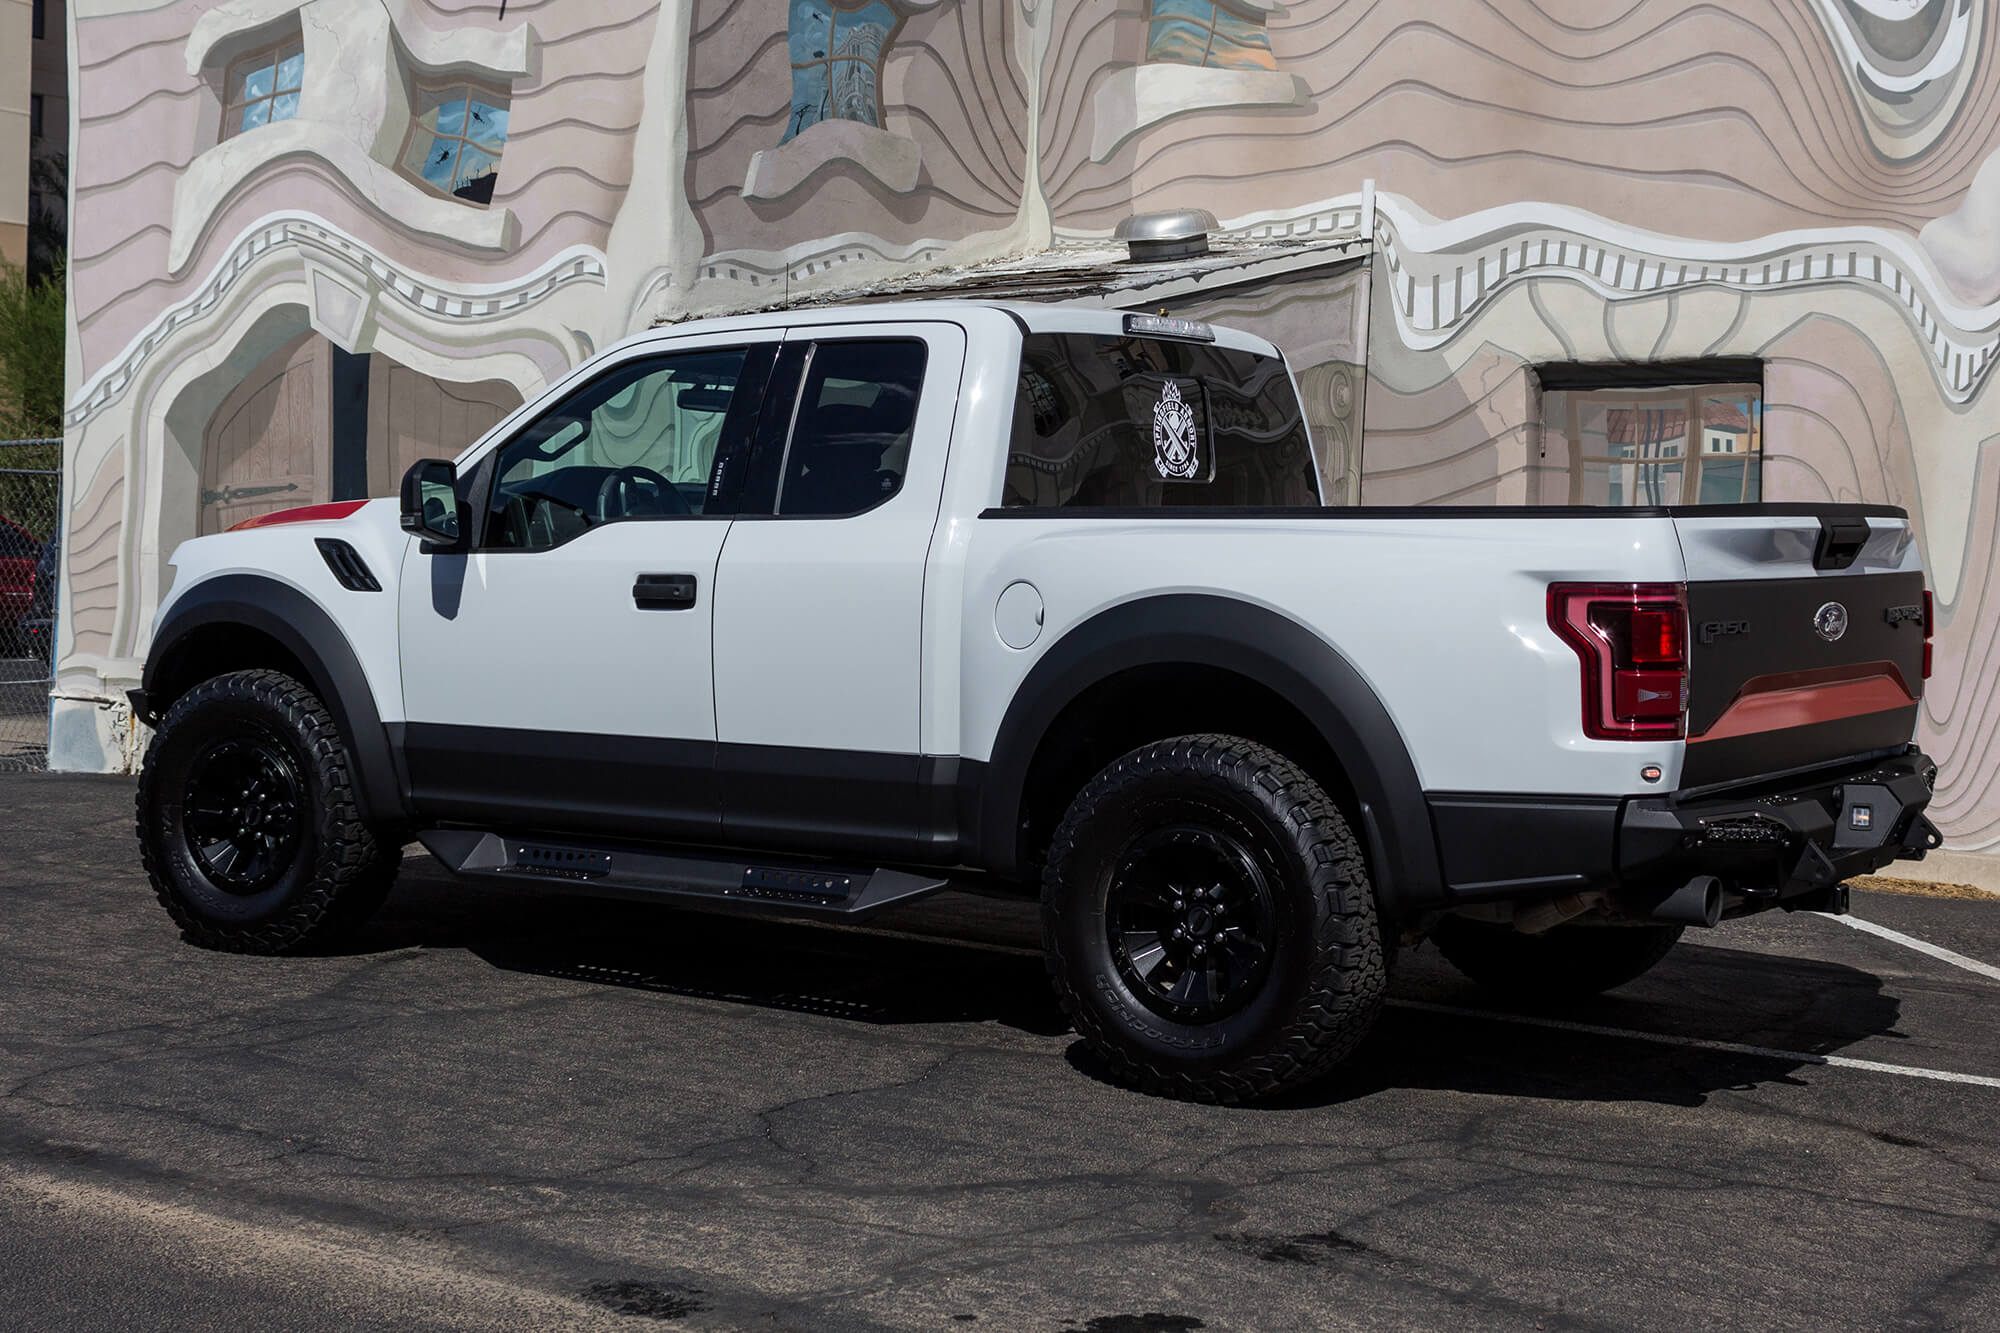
[342,866,1071,1036]
[345,865,1904,1109]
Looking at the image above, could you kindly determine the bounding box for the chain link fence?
[1,439,61,772]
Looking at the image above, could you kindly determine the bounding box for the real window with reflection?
[1538,385,1763,506]
[402,82,510,204]
[1146,0,1278,71]
[222,37,305,140]
[484,348,753,551]
[784,0,899,141]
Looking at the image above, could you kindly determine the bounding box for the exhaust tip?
[1653,875,1724,928]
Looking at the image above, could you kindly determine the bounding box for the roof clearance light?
[1124,313,1215,343]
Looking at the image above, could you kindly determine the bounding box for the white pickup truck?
[133,302,1940,1103]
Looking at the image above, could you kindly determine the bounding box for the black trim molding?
[980,593,1445,915]
[1534,358,1764,391]
[143,575,409,825]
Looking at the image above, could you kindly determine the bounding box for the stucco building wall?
[54,1,2000,872]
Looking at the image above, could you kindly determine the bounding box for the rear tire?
[136,668,401,954]
[1042,734,1386,1105]
[1430,916,1682,1000]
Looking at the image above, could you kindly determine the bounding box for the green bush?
[0,257,65,441]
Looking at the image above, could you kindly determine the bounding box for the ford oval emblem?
[1813,601,1849,642]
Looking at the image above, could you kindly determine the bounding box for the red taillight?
[1549,583,1689,740]
[1627,608,1684,665]
[1922,588,1934,681]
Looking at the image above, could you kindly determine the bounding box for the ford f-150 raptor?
[132,302,1941,1103]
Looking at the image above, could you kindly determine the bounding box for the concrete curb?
[1902,848,2000,896]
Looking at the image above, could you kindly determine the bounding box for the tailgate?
[1674,506,1926,789]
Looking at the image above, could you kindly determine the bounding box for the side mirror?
[400,458,465,550]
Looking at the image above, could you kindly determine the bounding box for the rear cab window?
[1004,330,1321,509]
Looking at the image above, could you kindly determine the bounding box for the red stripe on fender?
[1690,662,1917,742]
[227,500,368,531]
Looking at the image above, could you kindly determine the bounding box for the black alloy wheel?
[1106,824,1277,1024]
[180,735,305,894]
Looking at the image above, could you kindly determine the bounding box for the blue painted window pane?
[275,51,304,92]
[433,95,469,138]
[239,99,271,133]
[466,100,508,150]
[268,90,300,123]
[454,143,498,192]
[239,62,275,102]
[418,136,460,190]
[1146,0,1277,71]
[784,0,898,142]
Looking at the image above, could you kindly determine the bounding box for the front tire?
[1042,734,1386,1105]
[1430,916,1683,1000]
[136,669,401,954]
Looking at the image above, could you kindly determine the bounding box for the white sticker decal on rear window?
[1153,380,1199,480]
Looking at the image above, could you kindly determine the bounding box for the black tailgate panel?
[1682,571,1924,787]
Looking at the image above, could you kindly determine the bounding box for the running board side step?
[417,830,951,920]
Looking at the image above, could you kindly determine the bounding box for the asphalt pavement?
[3,770,1998,1332]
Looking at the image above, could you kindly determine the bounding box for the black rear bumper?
[1618,748,1940,911]
[1427,747,1941,916]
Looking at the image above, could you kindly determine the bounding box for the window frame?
[1551,382,1763,507]
[397,75,513,206]
[468,343,777,553]
[220,34,306,143]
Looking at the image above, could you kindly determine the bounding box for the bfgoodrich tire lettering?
[136,669,401,954]
[1042,734,1386,1104]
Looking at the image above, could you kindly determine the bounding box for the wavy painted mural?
[53,1,2000,872]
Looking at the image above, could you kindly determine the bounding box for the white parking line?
[1387,998,2000,1089]
[1817,913,2000,985]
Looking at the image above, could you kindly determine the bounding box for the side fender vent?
[315,538,382,592]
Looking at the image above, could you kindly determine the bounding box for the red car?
[0,516,40,639]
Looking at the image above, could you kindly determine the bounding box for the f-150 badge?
[1153,380,1199,480]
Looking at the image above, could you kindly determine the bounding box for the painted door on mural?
[366,363,522,494]
[198,331,331,534]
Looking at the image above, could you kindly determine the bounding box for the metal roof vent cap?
[1115,208,1218,263]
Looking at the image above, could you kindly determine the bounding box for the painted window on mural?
[785,0,899,141]
[401,83,510,205]
[1146,0,1278,71]
[1543,386,1763,506]
[223,37,305,140]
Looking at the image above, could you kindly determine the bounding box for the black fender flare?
[139,574,410,826]
[978,594,1444,918]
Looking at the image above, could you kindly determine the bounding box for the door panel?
[397,334,782,836]
[200,330,329,533]
[711,323,966,850]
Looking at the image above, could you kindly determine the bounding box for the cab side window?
[483,347,757,550]
[775,340,928,518]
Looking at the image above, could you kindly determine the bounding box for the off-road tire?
[1430,916,1683,1000]
[136,668,401,954]
[1042,734,1386,1105]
